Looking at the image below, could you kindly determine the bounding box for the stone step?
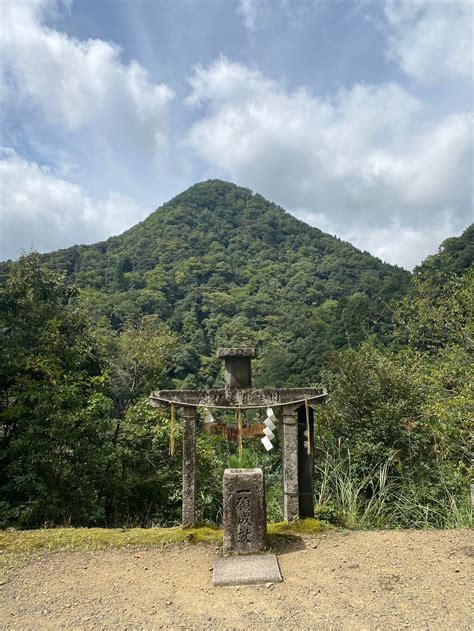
[213,554,282,586]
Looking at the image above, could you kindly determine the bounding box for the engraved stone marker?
[223,468,266,555]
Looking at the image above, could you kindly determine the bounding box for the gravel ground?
[1,529,472,630]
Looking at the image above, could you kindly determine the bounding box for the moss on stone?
[0,526,223,554]
[267,518,327,536]
[0,520,327,557]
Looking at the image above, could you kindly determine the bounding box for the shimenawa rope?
[151,392,326,410]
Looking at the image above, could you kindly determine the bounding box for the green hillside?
[1,180,472,529]
[415,223,474,281]
[39,180,409,386]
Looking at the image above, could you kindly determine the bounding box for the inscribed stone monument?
[223,468,266,555]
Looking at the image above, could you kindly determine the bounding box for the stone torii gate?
[150,348,327,525]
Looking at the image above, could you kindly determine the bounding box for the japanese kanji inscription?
[223,468,266,555]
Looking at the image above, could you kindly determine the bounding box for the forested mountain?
[1,180,472,529]
[415,223,473,281]
[21,180,411,386]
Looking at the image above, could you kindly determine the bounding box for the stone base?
[213,554,282,586]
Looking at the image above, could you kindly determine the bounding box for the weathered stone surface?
[150,387,327,408]
[282,406,299,522]
[182,406,196,526]
[227,358,252,388]
[217,348,257,358]
[213,554,282,586]
[217,348,257,389]
[223,468,266,555]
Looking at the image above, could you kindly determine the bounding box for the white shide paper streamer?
[261,435,273,451]
[203,408,216,424]
[264,417,276,431]
[263,426,275,440]
[266,407,278,423]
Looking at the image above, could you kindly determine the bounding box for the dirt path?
[1,529,472,630]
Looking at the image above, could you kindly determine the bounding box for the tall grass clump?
[315,447,397,528]
[314,446,473,530]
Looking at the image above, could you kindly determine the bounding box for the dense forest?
[0,180,472,529]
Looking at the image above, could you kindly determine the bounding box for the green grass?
[0,519,327,556]
[268,518,327,536]
[0,526,222,555]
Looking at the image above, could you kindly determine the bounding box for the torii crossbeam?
[150,348,327,525]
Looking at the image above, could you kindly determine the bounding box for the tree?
[395,270,473,477]
[100,315,177,454]
[0,254,115,527]
[395,270,473,352]
[319,340,429,480]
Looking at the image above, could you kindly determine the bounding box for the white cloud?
[0,0,174,160]
[0,0,179,261]
[185,57,473,268]
[1,1,471,267]
[337,222,463,271]
[235,0,325,32]
[237,0,258,31]
[0,148,146,260]
[384,0,473,83]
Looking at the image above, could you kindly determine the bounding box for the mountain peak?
[2,179,415,383]
[162,179,258,217]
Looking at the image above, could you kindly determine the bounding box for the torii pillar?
[181,405,197,527]
[282,404,299,522]
[150,348,327,525]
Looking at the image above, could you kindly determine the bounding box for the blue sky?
[0,0,472,268]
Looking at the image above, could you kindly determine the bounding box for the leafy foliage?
[316,264,473,528]
[414,223,473,281]
[0,254,114,527]
[0,255,179,528]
